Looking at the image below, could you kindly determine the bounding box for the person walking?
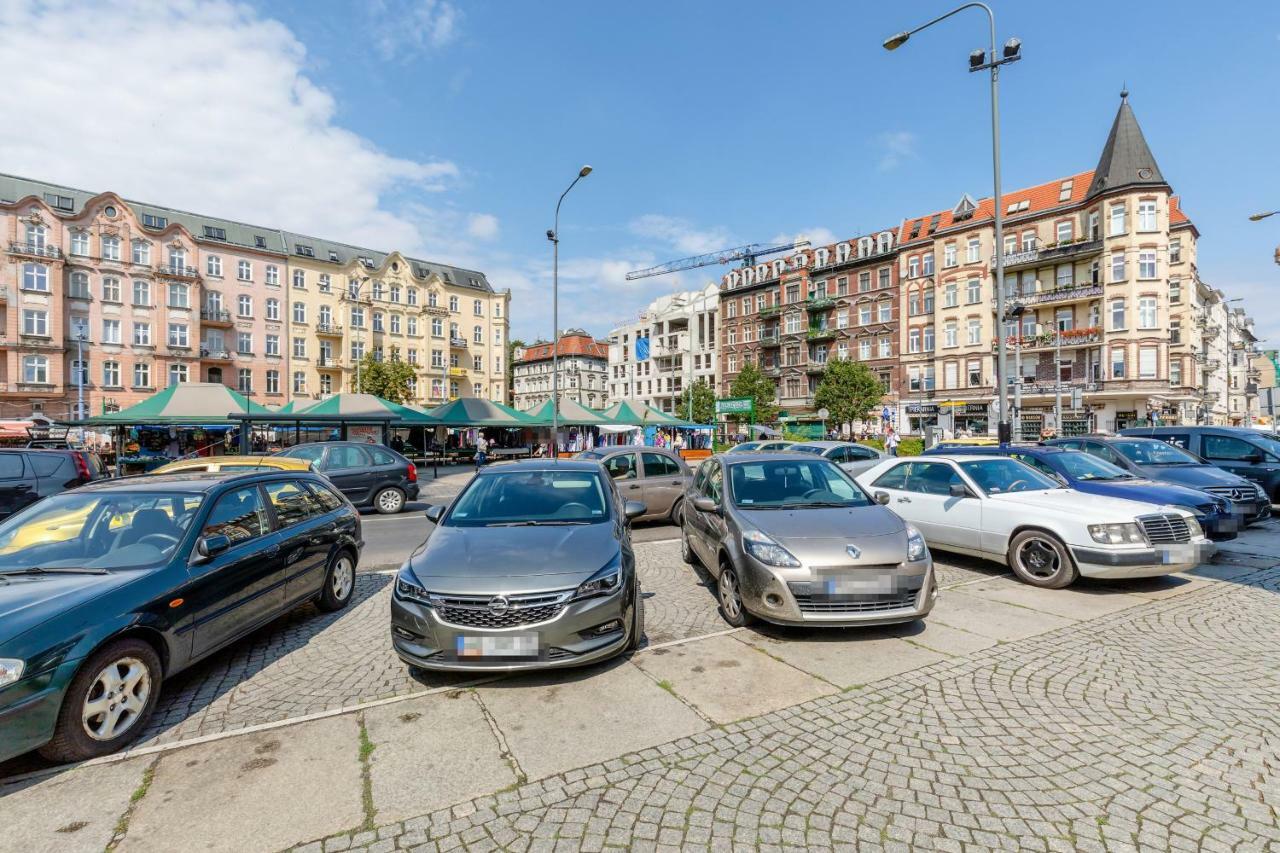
[885,427,900,457]
[474,433,489,469]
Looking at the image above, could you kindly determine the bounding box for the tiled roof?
[1169,196,1188,225]
[899,170,1097,246]
[517,334,609,363]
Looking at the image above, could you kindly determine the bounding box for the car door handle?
[670,480,682,486]
[263,544,280,557]
[896,497,912,504]
[628,484,641,490]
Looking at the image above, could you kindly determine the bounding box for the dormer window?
[1058,179,1074,203]
[142,213,167,229]
[953,193,978,221]
[328,250,339,262]
[295,244,314,257]
[203,226,227,241]
[254,235,267,249]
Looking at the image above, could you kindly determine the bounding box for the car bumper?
[1070,539,1216,579]
[739,555,937,627]
[390,587,632,673]
[0,660,79,764]
[405,483,420,501]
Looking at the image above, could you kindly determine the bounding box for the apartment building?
[0,174,509,418]
[512,330,609,411]
[717,230,901,417]
[607,284,718,414]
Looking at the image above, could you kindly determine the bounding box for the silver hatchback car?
[681,453,936,627]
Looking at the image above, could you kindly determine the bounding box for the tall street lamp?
[1248,210,1277,221]
[546,165,592,457]
[885,3,1021,443]
[348,275,370,393]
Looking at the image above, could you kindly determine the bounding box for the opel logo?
[487,595,510,615]
[846,544,861,559]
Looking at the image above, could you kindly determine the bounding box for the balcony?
[989,238,1103,271]
[316,323,344,337]
[450,337,469,348]
[759,332,781,347]
[806,327,836,342]
[805,296,836,312]
[992,326,1102,353]
[8,242,62,260]
[1017,380,1102,396]
[758,305,781,319]
[1203,359,1221,372]
[0,286,8,301]
[18,335,62,351]
[762,364,781,377]
[1248,368,1262,380]
[316,356,342,369]
[1203,324,1221,339]
[1007,282,1103,308]
[200,348,234,362]
[155,264,199,280]
[448,366,468,378]
[200,309,233,326]
[805,362,828,375]
[167,346,195,357]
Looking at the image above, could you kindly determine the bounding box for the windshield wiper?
[786,501,858,509]
[0,566,110,576]
[485,520,590,527]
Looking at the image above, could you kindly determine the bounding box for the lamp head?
[546,229,556,242]
[1248,211,1276,221]
[578,165,593,178]
[1003,38,1021,59]
[882,31,909,50]
[969,49,986,70]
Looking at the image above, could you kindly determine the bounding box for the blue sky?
[3,0,1278,345]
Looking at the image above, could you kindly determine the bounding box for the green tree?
[813,359,884,432]
[352,353,416,403]
[728,362,779,425]
[675,378,717,424]
[506,338,525,401]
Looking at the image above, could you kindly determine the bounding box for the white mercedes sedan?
[854,454,1215,588]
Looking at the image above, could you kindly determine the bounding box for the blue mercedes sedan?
[922,444,1238,540]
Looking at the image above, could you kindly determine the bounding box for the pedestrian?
[475,433,489,469]
[885,427,900,457]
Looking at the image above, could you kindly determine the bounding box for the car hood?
[1132,463,1256,489]
[740,504,905,543]
[407,523,620,594]
[1073,478,1226,508]
[0,572,133,647]
[985,489,1180,520]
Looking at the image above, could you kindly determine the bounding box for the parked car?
[681,453,935,627]
[754,440,795,452]
[787,440,888,477]
[391,460,645,672]
[151,455,315,475]
[856,454,1214,589]
[725,441,763,453]
[0,448,109,521]
[274,441,419,513]
[575,445,691,524]
[1044,435,1270,525]
[1119,425,1280,503]
[923,444,1240,540]
[0,471,362,763]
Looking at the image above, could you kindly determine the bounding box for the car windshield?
[729,459,873,509]
[1112,439,1200,465]
[1246,434,1280,458]
[576,450,604,460]
[731,443,760,452]
[445,469,611,526]
[1054,452,1134,481]
[0,491,204,571]
[788,445,825,455]
[959,459,1060,494]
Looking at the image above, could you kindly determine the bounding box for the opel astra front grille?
[429,590,572,629]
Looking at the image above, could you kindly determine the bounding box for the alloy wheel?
[82,657,151,742]
[377,489,404,513]
[1016,537,1062,580]
[718,568,743,620]
[331,555,354,600]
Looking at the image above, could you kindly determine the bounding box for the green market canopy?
[425,397,538,427]
[599,399,691,427]
[290,393,437,424]
[69,383,275,426]
[520,398,618,426]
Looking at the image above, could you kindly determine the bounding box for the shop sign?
[715,397,754,415]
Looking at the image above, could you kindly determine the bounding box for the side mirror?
[424,505,444,523]
[874,491,891,505]
[1247,453,1264,464]
[692,496,720,514]
[196,534,231,560]
[624,500,647,520]
[948,483,970,498]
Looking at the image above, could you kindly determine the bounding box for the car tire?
[316,549,357,612]
[373,486,405,515]
[625,586,645,652]
[668,497,684,526]
[680,521,698,566]
[1007,530,1078,589]
[39,638,163,763]
[716,560,754,627]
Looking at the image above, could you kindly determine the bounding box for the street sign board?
[715,397,754,415]
[817,407,830,420]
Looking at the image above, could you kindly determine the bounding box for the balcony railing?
[1007,282,1103,308]
[806,327,837,342]
[448,366,468,377]
[805,296,836,311]
[759,332,781,346]
[758,305,781,319]
[1203,324,1221,339]
[1017,380,1102,396]
[989,238,1103,271]
[993,327,1103,352]
[316,356,341,368]
[201,308,233,324]
[155,264,199,279]
[450,337,469,348]
[200,348,233,361]
[805,362,828,374]
[1203,359,1221,372]
[8,242,62,260]
[316,323,344,336]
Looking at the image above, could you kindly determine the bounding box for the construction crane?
[625,239,810,280]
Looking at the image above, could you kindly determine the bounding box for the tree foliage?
[505,338,525,400]
[675,378,717,424]
[352,353,416,403]
[728,362,779,425]
[813,359,884,429]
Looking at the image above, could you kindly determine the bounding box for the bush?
[858,437,923,456]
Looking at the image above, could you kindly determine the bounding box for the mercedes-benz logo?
[487,595,510,615]
[846,544,861,559]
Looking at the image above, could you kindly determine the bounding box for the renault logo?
[846,544,861,559]
[487,595,510,614]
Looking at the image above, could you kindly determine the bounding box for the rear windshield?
[445,469,610,526]
[1113,439,1199,465]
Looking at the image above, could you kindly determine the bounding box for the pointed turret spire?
[1085,90,1165,201]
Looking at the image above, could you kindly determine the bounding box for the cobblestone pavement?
[295,564,1280,852]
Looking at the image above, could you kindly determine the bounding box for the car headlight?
[1253,483,1269,501]
[1184,515,1203,539]
[906,525,928,562]
[394,571,431,605]
[1087,522,1147,545]
[574,557,623,600]
[741,529,800,567]
[0,658,23,688]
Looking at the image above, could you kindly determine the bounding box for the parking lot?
[2,469,1279,853]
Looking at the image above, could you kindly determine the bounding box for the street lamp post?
[546,165,593,458]
[885,3,1020,443]
[349,275,369,393]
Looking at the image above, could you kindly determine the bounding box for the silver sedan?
[680,453,936,627]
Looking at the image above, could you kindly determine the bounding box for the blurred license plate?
[456,635,538,658]
[821,572,896,595]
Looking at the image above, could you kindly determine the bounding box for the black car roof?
[477,459,602,474]
[76,470,320,494]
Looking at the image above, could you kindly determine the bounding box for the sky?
[1,0,1278,345]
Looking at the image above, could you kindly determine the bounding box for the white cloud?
[628,214,736,255]
[466,213,500,240]
[876,130,918,172]
[369,0,462,59]
[0,0,470,256]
